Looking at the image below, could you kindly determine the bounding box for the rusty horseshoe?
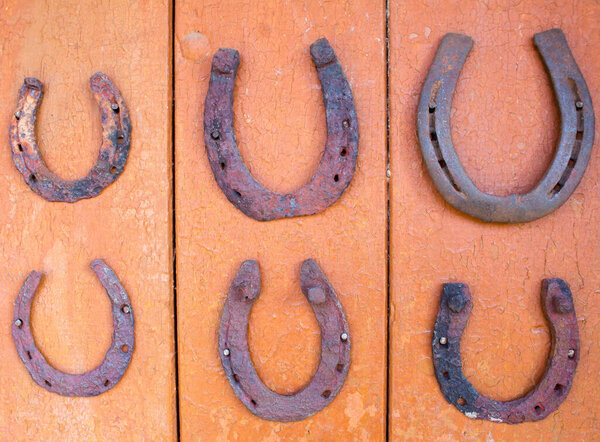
[417,29,594,223]
[10,73,132,202]
[204,38,358,221]
[432,279,579,423]
[12,259,134,397]
[218,259,351,421]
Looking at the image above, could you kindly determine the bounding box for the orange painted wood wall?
[0,0,599,440]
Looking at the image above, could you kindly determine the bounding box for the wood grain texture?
[390,0,600,439]
[0,1,175,439]
[175,1,386,439]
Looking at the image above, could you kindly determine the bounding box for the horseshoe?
[9,73,132,202]
[432,279,579,423]
[417,29,594,223]
[12,259,135,397]
[218,259,351,421]
[204,38,358,221]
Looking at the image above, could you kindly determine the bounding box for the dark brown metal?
[218,259,351,421]
[12,259,134,397]
[204,38,358,221]
[432,279,579,423]
[417,29,594,223]
[9,73,132,202]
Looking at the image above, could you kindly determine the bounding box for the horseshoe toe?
[204,38,359,221]
[218,259,351,421]
[12,259,135,397]
[432,279,579,423]
[10,72,132,202]
[417,29,594,222]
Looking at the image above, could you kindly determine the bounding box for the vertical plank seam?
[170,0,181,440]
[385,0,391,440]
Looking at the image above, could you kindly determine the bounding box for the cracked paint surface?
[175,0,386,439]
[390,0,600,439]
[0,0,175,439]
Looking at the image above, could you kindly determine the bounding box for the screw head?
[340,333,348,342]
[122,305,131,314]
[211,130,220,140]
[342,120,349,128]
[14,110,22,119]
[576,100,584,109]
[439,337,448,345]
[111,103,119,111]
[223,348,230,356]
[568,349,575,359]
[14,319,23,328]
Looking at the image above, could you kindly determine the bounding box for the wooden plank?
[390,1,600,439]
[175,1,387,439]
[0,1,175,439]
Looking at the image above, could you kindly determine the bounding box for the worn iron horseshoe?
[218,259,351,421]
[417,29,594,223]
[432,279,579,423]
[204,38,358,221]
[12,259,134,397]
[10,73,132,202]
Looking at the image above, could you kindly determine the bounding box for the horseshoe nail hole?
[232,373,240,383]
[112,105,120,113]
[443,371,450,379]
[110,166,118,175]
[322,390,331,399]
[44,380,52,387]
[576,131,583,141]
[568,159,575,168]
[554,384,565,396]
[334,174,339,182]
[342,119,350,128]
[17,144,23,152]
[438,159,447,169]
[534,404,545,415]
[233,190,242,198]
[104,379,110,387]
[340,148,347,157]
[336,364,344,373]
[430,131,438,142]
[26,351,32,360]
[30,174,37,183]
[428,105,436,113]
[220,162,226,170]
[250,399,257,407]
[117,135,125,143]
[457,398,466,406]
[121,344,129,353]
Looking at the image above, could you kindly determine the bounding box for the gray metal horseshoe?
[204,38,358,221]
[417,29,594,223]
[12,259,134,397]
[9,73,132,202]
[432,279,579,423]
[218,259,351,421]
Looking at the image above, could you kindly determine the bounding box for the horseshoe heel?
[12,259,134,397]
[204,38,359,221]
[9,73,132,202]
[218,259,351,421]
[417,29,594,223]
[432,279,579,423]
